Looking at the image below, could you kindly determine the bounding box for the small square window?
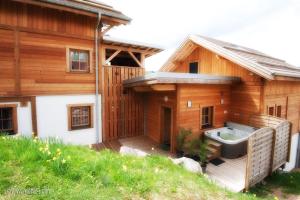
[68,104,93,131]
[0,105,17,135]
[189,62,199,74]
[69,49,90,72]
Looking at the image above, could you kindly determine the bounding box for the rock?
[119,146,149,157]
[171,157,202,174]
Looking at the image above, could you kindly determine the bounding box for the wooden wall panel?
[18,32,96,95]
[0,1,95,38]
[0,28,15,95]
[172,46,263,125]
[0,1,100,96]
[145,92,176,143]
[177,84,231,137]
[103,66,145,141]
[264,81,300,134]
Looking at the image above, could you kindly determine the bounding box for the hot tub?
[205,122,256,159]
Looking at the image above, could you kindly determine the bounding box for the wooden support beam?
[14,29,20,96]
[128,51,143,68]
[105,49,121,64]
[101,25,113,36]
[151,84,176,91]
[133,86,152,92]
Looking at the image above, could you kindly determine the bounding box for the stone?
[119,146,149,157]
[171,157,202,174]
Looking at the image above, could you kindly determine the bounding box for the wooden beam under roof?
[151,84,176,91]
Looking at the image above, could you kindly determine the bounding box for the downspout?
[95,12,101,143]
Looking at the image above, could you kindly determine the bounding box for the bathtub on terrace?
[204,122,256,159]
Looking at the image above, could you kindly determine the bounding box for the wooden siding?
[0,1,96,38]
[173,46,263,124]
[177,84,231,136]
[264,81,300,134]
[103,66,145,141]
[0,1,99,96]
[145,92,176,145]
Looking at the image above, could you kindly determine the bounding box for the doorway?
[161,106,172,151]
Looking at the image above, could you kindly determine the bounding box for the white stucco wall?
[36,95,101,145]
[0,102,33,136]
[284,133,299,171]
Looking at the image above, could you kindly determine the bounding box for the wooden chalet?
[124,35,300,173]
[0,0,161,144]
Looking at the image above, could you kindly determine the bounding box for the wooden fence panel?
[103,66,145,141]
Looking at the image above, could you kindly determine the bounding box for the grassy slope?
[250,170,300,199]
[0,136,261,200]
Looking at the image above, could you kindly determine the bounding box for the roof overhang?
[123,72,240,92]
[103,36,164,57]
[12,0,131,25]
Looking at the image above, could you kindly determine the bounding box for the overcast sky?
[103,0,300,71]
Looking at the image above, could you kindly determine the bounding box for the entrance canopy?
[123,72,240,92]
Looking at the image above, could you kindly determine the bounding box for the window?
[68,48,91,72]
[68,104,93,131]
[189,62,198,73]
[276,105,282,117]
[268,106,275,116]
[201,106,214,129]
[0,105,17,134]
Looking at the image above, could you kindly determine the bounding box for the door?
[161,107,172,150]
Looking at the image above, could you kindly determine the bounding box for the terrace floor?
[207,156,247,192]
[93,135,246,192]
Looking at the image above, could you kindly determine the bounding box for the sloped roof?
[160,35,300,80]
[39,0,131,23]
[123,72,240,87]
[103,36,163,56]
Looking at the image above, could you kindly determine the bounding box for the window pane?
[79,62,89,71]
[79,52,88,62]
[71,106,91,129]
[189,62,198,74]
[71,50,79,61]
[0,107,13,132]
[276,106,282,117]
[72,61,79,70]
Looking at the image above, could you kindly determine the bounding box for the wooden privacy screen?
[245,115,291,190]
[103,66,145,141]
[245,127,274,190]
[249,115,291,170]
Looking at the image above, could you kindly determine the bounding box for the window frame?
[189,61,199,74]
[200,106,214,129]
[66,47,93,73]
[0,104,18,134]
[67,104,94,131]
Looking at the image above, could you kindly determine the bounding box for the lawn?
[0,135,273,199]
[250,170,300,199]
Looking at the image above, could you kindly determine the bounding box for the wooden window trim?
[0,104,18,134]
[67,103,94,131]
[200,105,214,130]
[66,46,93,73]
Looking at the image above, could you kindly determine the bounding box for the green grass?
[250,170,300,199]
[0,135,263,200]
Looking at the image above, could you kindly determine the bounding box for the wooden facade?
[0,0,99,96]
[133,41,300,152]
[0,0,161,142]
